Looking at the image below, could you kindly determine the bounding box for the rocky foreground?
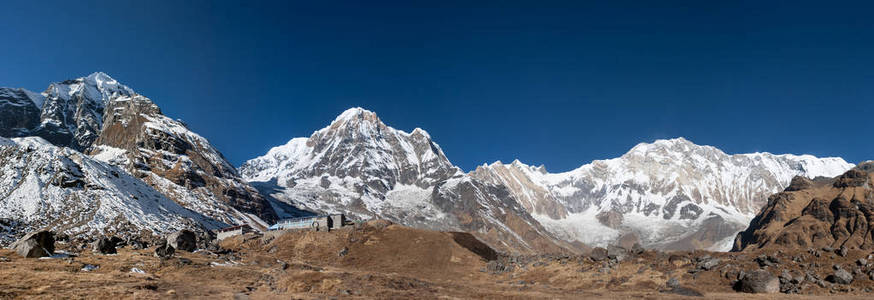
[2,221,874,299]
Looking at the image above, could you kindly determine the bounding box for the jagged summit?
[240,107,570,254]
[332,107,378,123]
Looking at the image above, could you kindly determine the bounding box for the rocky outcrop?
[10,231,54,258]
[733,162,874,251]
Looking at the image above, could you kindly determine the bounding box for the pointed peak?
[625,137,706,156]
[410,127,432,139]
[85,71,114,81]
[333,107,377,123]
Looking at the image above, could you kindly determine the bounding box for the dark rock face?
[92,237,117,254]
[0,88,41,138]
[733,164,874,251]
[734,269,779,293]
[167,230,197,252]
[11,231,55,258]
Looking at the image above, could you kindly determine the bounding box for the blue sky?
[1,1,872,172]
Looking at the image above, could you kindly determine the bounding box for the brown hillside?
[734,162,874,251]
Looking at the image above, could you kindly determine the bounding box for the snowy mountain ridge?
[240,107,572,254]
[472,137,853,250]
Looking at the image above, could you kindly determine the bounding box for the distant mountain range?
[241,107,853,252]
[0,73,857,253]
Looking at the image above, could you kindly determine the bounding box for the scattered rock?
[338,247,349,257]
[81,264,100,272]
[734,269,779,293]
[630,243,645,255]
[92,237,117,254]
[589,247,608,262]
[486,260,514,274]
[10,231,55,258]
[838,246,848,257]
[857,258,868,266]
[662,286,704,297]
[666,277,679,289]
[694,255,721,271]
[155,240,175,259]
[755,255,780,267]
[109,236,125,248]
[826,268,853,285]
[606,245,627,262]
[167,230,197,252]
[128,238,145,250]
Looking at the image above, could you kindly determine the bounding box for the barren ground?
[2,221,873,299]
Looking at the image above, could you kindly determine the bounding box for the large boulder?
[167,230,197,252]
[92,237,117,254]
[10,231,54,258]
[589,247,608,261]
[735,270,779,293]
[826,268,854,284]
[154,240,175,259]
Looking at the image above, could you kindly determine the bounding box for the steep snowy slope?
[240,108,571,254]
[0,73,276,229]
[472,138,854,251]
[0,136,222,245]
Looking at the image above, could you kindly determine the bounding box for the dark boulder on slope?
[734,269,779,293]
[167,230,197,252]
[11,231,55,258]
[92,237,117,254]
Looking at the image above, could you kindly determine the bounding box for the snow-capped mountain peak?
[472,137,854,251]
[240,108,570,254]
